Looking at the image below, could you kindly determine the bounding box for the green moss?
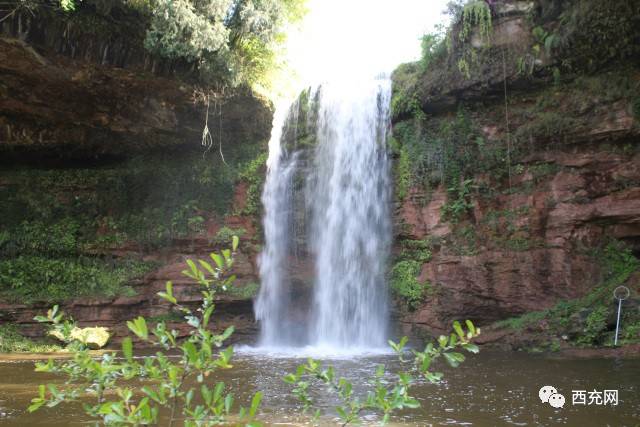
[0,149,258,249]
[551,0,640,73]
[394,143,411,201]
[224,281,259,299]
[390,260,429,310]
[493,311,548,331]
[514,112,577,141]
[441,179,474,224]
[398,239,433,263]
[235,152,268,216]
[0,325,63,353]
[0,256,155,304]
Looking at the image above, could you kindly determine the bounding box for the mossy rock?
[50,326,110,349]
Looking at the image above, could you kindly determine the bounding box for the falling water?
[255,76,392,351]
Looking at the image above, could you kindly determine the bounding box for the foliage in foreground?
[285,322,480,426]
[27,236,480,425]
[29,236,263,426]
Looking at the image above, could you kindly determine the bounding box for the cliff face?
[0,7,271,343]
[391,0,640,348]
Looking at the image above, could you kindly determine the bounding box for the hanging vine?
[200,89,227,165]
[459,1,493,43]
[456,0,493,78]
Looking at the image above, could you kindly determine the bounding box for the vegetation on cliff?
[0,144,266,305]
[3,0,306,90]
[0,325,63,353]
[389,0,640,348]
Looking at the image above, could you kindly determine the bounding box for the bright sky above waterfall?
[280,0,450,92]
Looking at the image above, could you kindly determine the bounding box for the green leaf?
[186,259,198,276]
[126,317,148,340]
[462,343,480,354]
[224,393,234,414]
[210,253,223,269]
[420,354,432,372]
[158,281,177,304]
[198,260,216,277]
[403,398,420,408]
[142,386,163,404]
[249,391,262,417]
[283,374,297,384]
[424,371,443,382]
[122,337,133,361]
[438,335,448,348]
[182,341,198,363]
[453,320,464,339]
[232,235,239,251]
[222,249,232,266]
[443,351,465,367]
[202,306,214,328]
[465,319,476,336]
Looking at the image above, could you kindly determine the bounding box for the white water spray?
[255,76,392,352]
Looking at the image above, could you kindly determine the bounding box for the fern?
[459,1,492,43]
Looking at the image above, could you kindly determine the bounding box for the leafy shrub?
[442,179,474,223]
[394,143,411,201]
[390,260,429,310]
[576,306,608,346]
[235,152,268,216]
[213,227,246,247]
[399,239,433,263]
[285,321,480,425]
[29,237,266,426]
[419,26,447,71]
[0,220,79,257]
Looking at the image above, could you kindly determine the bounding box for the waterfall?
[255,76,392,351]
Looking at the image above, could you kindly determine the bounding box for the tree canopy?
[17,0,306,90]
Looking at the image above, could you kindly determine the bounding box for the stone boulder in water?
[49,327,110,349]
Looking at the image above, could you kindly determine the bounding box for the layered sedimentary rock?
[0,6,271,343]
[391,0,640,344]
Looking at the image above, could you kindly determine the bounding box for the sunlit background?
[276,0,450,97]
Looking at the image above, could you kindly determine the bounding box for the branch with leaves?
[284,320,480,426]
[29,236,263,426]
